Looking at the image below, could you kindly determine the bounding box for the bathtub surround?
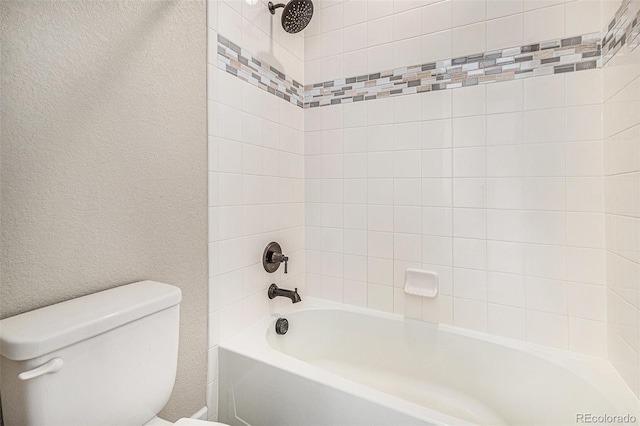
[209,0,639,409]
[603,12,640,397]
[218,5,623,110]
[303,0,608,357]
[1,0,207,421]
[207,0,305,421]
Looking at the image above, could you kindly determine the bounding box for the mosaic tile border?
[602,0,640,64]
[215,0,640,109]
[217,34,304,108]
[303,33,602,108]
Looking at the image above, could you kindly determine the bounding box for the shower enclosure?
[205,0,640,422]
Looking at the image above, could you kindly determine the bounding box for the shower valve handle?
[272,253,289,273]
[263,241,289,274]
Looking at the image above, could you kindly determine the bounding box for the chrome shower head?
[268,0,314,34]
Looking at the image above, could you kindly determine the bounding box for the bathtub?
[218,298,639,425]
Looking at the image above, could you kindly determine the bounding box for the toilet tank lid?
[0,281,182,361]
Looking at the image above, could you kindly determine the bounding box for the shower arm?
[268,2,286,14]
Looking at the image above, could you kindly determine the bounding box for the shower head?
[268,0,314,34]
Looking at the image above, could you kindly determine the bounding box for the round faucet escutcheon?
[275,318,289,335]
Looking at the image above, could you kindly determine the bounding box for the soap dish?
[404,269,439,298]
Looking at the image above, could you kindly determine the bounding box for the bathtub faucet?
[268,283,301,303]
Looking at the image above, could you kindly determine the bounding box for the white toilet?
[0,281,228,426]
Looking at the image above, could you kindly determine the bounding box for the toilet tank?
[0,281,182,426]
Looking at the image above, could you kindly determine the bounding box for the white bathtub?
[219,298,639,425]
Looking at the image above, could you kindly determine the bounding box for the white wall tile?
[421,0,452,35]
[524,244,566,280]
[344,22,368,52]
[486,14,523,51]
[289,0,613,362]
[422,235,453,265]
[488,304,526,340]
[368,16,394,47]
[368,0,394,20]
[395,178,422,205]
[565,0,601,36]
[488,271,525,307]
[452,0,486,27]
[523,4,565,44]
[569,318,606,357]
[453,147,486,177]
[568,282,606,321]
[454,178,487,208]
[393,37,422,68]
[344,279,368,306]
[453,116,486,147]
[344,0,368,27]
[453,85,486,117]
[321,3,345,33]
[422,207,453,236]
[526,310,568,349]
[487,112,524,145]
[368,283,394,312]
[487,80,523,114]
[343,49,368,77]
[566,69,602,107]
[487,0,523,20]
[453,238,487,269]
[421,30,453,63]
[452,22,486,57]
[454,298,488,332]
[394,233,422,261]
[487,145,523,177]
[524,75,565,111]
[487,177,524,209]
[422,119,452,148]
[393,9,422,41]
[487,209,525,242]
[487,240,524,274]
[395,205,422,233]
[454,267,487,300]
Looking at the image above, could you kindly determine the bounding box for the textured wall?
[0,0,207,420]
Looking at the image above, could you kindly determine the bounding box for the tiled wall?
[603,0,640,397]
[207,0,640,414]
[303,32,602,108]
[304,71,607,355]
[303,0,609,356]
[206,0,305,420]
[303,0,603,84]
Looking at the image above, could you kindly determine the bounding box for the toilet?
[0,281,228,426]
